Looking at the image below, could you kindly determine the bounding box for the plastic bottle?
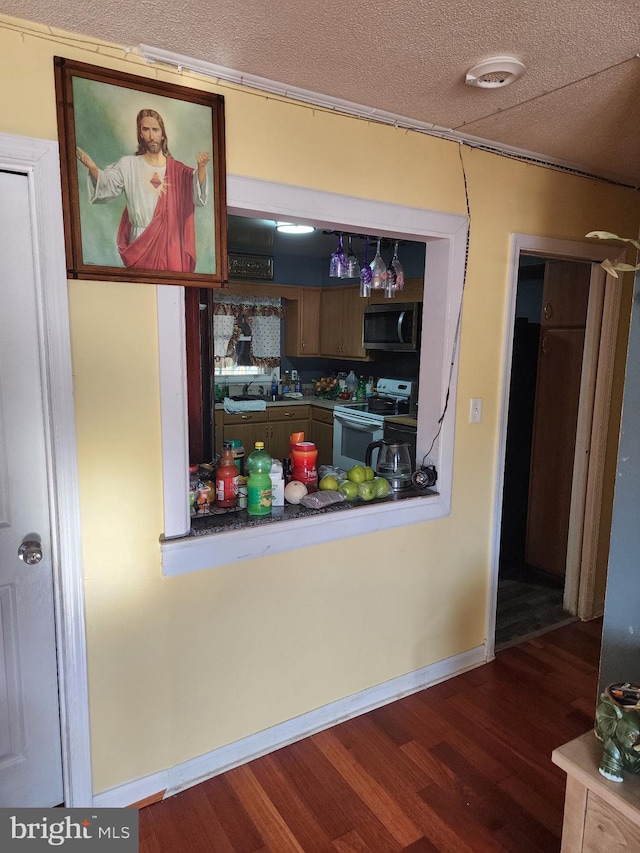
[215,441,239,508]
[356,375,367,401]
[345,370,358,399]
[282,371,292,395]
[271,374,279,401]
[366,376,374,398]
[247,441,273,516]
[294,375,302,394]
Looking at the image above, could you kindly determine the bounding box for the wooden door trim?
[577,267,624,619]
[0,133,92,805]
[564,267,605,613]
[486,234,627,660]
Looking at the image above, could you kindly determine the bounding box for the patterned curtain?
[213,295,284,369]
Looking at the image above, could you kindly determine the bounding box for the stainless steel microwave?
[362,302,421,351]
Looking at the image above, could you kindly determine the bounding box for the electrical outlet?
[469,397,482,424]
[291,369,299,381]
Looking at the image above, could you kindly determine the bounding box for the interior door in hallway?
[0,171,63,806]
[525,260,590,578]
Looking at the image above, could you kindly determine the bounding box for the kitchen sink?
[230,395,269,401]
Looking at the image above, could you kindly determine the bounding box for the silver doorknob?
[18,536,43,565]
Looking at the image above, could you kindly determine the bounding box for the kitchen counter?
[383,415,418,428]
[214,397,352,411]
[188,483,438,537]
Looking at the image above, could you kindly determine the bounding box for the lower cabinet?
[268,406,310,461]
[221,411,269,458]
[311,406,334,469]
[221,406,311,463]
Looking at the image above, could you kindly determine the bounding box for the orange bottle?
[215,442,239,508]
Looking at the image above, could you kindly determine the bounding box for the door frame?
[486,234,627,660]
[0,133,92,805]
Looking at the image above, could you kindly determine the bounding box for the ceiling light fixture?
[275,222,315,234]
[465,56,526,89]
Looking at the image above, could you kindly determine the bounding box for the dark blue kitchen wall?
[598,272,640,690]
[283,351,421,387]
[272,241,427,288]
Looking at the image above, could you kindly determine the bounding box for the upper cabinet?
[284,287,321,357]
[367,277,425,304]
[320,285,369,360]
[541,261,590,327]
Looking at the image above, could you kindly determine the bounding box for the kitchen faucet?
[242,382,265,396]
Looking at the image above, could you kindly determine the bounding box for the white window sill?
[161,490,445,576]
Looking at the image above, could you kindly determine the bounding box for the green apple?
[357,481,377,501]
[319,475,340,491]
[372,476,390,498]
[338,480,358,501]
[364,466,375,481]
[347,465,366,483]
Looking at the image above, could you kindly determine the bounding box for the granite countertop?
[188,484,438,536]
[215,397,352,411]
[383,415,418,427]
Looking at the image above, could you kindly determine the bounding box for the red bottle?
[216,442,239,508]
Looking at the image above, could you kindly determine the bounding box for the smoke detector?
[465,56,526,89]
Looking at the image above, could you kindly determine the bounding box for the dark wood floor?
[139,618,602,852]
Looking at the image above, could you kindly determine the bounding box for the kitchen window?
[158,175,468,575]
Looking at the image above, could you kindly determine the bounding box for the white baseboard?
[93,643,486,807]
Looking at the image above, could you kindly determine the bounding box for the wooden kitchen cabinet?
[222,410,269,455]
[320,285,369,360]
[284,287,321,356]
[367,277,425,304]
[311,405,334,469]
[221,406,311,462]
[268,405,310,461]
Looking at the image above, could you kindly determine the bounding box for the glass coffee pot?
[365,440,412,491]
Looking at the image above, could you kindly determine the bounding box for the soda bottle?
[247,441,273,516]
[215,441,239,508]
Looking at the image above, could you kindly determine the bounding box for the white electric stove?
[333,378,414,470]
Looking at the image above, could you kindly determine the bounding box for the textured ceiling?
[5,0,640,186]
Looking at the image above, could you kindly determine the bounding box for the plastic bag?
[318,465,348,482]
[300,490,345,509]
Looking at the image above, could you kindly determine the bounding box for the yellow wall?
[2,16,639,795]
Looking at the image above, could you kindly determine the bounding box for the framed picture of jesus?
[54,56,228,287]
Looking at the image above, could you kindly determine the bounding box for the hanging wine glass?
[369,238,387,290]
[391,241,405,291]
[360,236,372,296]
[329,233,347,277]
[385,240,404,298]
[344,235,361,279]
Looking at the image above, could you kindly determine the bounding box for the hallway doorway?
[496,256,590,647]
[489,233,627,655]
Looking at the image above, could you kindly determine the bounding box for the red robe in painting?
[117,158,197,272]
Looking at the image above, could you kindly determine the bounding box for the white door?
[0,171,63,806]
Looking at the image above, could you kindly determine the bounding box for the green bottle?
[356,375,367,401]
[247,441,272,516]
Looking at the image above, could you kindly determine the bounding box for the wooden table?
[552,731,640,851]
